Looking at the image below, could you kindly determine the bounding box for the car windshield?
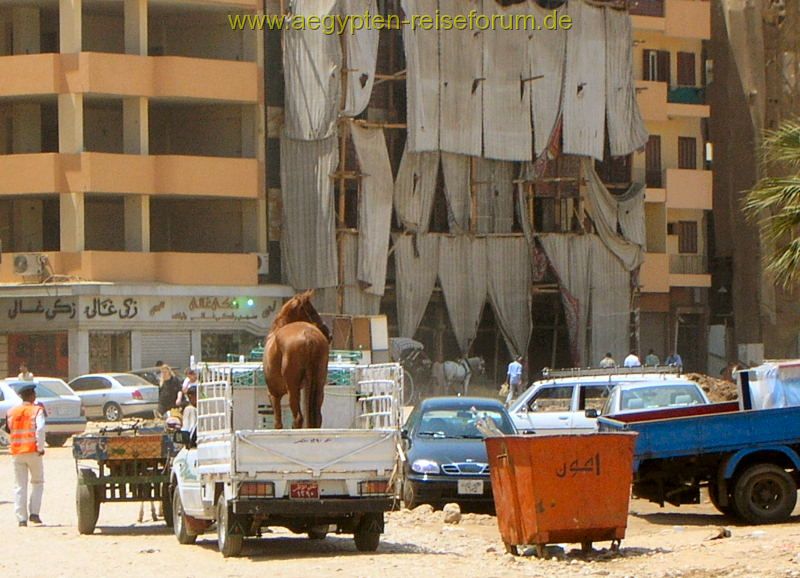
[618,384,704,412]
[38,379,74,396]
[417,407,515,438]
[113,374,153,387]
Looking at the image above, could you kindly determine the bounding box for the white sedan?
[0,378,88,447]
[68,373,159,421]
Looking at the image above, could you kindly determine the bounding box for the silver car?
[68,373,159,421]
[0,378,87,447]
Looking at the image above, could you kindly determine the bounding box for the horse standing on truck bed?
[263,290,331,429]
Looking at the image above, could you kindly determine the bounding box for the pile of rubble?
[685,373,739,402]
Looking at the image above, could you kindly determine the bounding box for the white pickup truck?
[170,362,403,557]
[509,366,709,434]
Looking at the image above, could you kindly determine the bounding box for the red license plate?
[289,482,319,500]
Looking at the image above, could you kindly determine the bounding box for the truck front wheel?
[173,489,197,545]
[733,464,797,524]
[354,513,382,552]
[217,495,244,557]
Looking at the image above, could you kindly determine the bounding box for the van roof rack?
[541,365,682,379]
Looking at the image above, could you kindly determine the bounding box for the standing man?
[506,357,524,402]
[666,351,684,370]
[623,350,642,368]
[6,383,45,526]
[599,353,617,368]
[17,363,34,380]
[645,349,661,366]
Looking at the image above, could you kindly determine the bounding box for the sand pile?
[685,373,739,402]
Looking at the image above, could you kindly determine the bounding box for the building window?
[645,135,662,187]
[678,137,697,170]
[629,0,665,17]
[643,49,670,84]
[678,221,698,254]
[677,52,696,86]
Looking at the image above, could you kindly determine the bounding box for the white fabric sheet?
[482,1,533,161]
[283,0,341,140]
[342,0,380,117]
[352,123,394,295]
[394,234,440,338]
[618,192,647,250]
[605,8,649,156]
[438,236,488,354]
[529,5,566,157]
[402,0,440,151]
[562,1,606,160]
[438,0,483,157]
[590,235,631,368]
[474,158,515,234]
[539,234,592,367]
[342,232,382,315]
[441,153,471,234]
[486,236,532,358]
[394,147,440,233]
[280,134,339,290]
[582,158,644,271]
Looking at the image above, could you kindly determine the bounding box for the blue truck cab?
[598,362,800,524]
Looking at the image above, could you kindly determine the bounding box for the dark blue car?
[401,397,516,509]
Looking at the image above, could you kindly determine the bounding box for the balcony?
[0,153,260,198]
[667,86,710,118]
[665,168,712,210]
[0,53,259,103]
[636,80,668,122]
[669,254,707,275]
[640,253,670,293]
[0,251,258,286]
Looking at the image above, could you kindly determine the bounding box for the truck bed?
[598,404,800,464]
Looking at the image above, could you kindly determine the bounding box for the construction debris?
[685,373,739,402]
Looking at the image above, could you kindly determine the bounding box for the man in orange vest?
[6,383,45,527]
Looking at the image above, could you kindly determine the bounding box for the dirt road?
[1,446,799,578]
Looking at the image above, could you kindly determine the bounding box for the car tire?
[217,494,243,558]
[46,434,70,448]
[733,463,797,524]
[103,402,122,422]
[402,480,420,510]
[353,513,382,552]
[173,487,197,545]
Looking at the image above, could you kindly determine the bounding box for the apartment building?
[630,0,713,371]
[0,0,291,379]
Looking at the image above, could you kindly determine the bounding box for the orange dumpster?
[485,433,637,556]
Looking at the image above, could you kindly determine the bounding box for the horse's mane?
[270,290,332,341]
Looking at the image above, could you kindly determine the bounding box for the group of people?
[155,362,198,433]
[600,350,683,369]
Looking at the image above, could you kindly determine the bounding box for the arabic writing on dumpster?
[556,452,601,478]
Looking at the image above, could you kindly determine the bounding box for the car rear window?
[38,379,74,396]
[620,384,704,411]
[113,374,154,387]
[9,381,59,398]
[418,407,515,437]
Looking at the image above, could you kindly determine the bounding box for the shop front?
[0,286,292,379]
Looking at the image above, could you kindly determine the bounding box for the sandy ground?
[1,445,800,578]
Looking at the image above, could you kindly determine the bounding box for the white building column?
[59,0,81,53]
[59,92,85,252]
[68,329,89,379]
[124,196,150,252]
[124,0,147,56]
[130,330,143,369]
[191,330,202,365]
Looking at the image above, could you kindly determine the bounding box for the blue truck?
[598,369,800,524]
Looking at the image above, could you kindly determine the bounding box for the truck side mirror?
[585,409,599,419]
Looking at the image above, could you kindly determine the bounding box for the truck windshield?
[619,385,705,412]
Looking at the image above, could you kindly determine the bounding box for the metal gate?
[141,331,191,369]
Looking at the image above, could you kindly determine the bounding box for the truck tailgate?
[234,429,397,477]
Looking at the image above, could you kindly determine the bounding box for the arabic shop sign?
[7,298,78,321]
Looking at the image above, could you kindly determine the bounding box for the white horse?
[431,357,485,395]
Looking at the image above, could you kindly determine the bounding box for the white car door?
[573,384,612,431]
[515,385,577,434]
[173,448,205,517]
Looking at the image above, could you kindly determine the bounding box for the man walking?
[505,357,524,403]
[6,383,45,526]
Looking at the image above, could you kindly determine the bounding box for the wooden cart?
[72,425,178,534]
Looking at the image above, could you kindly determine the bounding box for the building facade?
[631,0,713,371]
[0,0,292,379]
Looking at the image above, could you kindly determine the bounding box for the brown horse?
[263,290,331,429]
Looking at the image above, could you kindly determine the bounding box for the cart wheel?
[402,480,419,510]
[503,542,518,556]
[353,513,382,552]
[162,483,174,528]
[173,488,197,545]
[217,494,243,558]
[76,476,98,535]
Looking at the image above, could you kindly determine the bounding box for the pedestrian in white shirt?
[599,353,616,368]
[181,385,198,434]
[623,351,642,368]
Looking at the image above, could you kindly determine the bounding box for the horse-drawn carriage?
[73,424,178,534]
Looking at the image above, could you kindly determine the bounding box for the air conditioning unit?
[13,253,44,276]
[255,253,269,276]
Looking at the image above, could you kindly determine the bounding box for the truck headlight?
[411,459,440,474]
